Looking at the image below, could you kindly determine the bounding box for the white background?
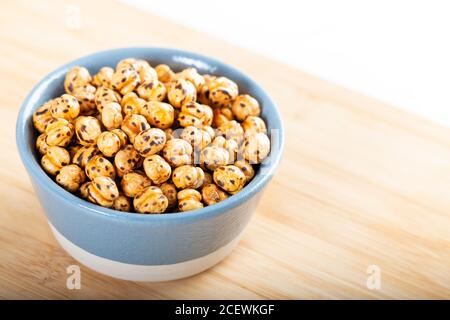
[122,0,450,127]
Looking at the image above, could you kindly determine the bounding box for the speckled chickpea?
[210,136,239,163]
[72,146,100,168]
[234,160,255,182]
[200,146,230,171]
[92,67,114,88]
[197,74,216,105]
[113,193,131,212]
[97,131,122,157]
[101,102,123,130]
[162,138,193,167]
[231,94,260,121]
[85,155,116,180]
[155,64,175,83]
[64,66,92,94]
[86,176,119,208]
[114,144,142,177]
[160,182,177,209]
[136,79,167,102]
[121,114,150,144]
[178,189,203,212]
[94,86,121,113]
[143,155,172,185]
[135,59,158,82]
[121,171,152,198]
[140,101,174,129]
[72,84,97,115]
[213,107,234,127]
[110,128,128,145]
[164,128,175,141]
[74,116,102,146]
[167,78,197,108]
[120,92,144,116]
[243,132,271,164]
[56,164,86,192]
[172,165,205,189]
[242,116,267,135]
[133,128,166,157]
[112,66,140,95]
[79,182,90,199]
[213,165,246,194]
[178,102,213,127]
[176,68,205,92]
[33,99,57,133]
[36,133,49,155]
[203,171,213,186]
[67,144,82,159]
[134,186,168,214]
[50,94,80,121]
[208,76,239,108]
[41,146,70,176]
[201,183,228,206]
[179,125,214,150]
[217,120,244,145]
[44,118,75,147]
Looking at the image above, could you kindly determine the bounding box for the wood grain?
[0,0,449,299]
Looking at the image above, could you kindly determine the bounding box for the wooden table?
[1,0,449,299]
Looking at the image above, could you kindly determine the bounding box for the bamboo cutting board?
[0,0,449,299]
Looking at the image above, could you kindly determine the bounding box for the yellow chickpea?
[121,114,150,144]
[231,94,260,121]
[64,66,92,94]
[133,128,166,157]
[200,146,230,171]
[242,116,267,135]
[213,165,246,194]
[114,144,142,177]
[201,183,228,206]
[208,76,238,108]
[86,176,119,208]
[176,68,205,92]
[74,116,102,146]
[178,189,203,212]
[234,160,255,182]
[85,155,116,180]
[155,64,175,83]
[213,107,234,127]
[72,146,100,168]
[136,79,167,102]
[135,59,158,82]
[210,136,239,163]
[140,101,174,129]
[197,74,216,105]
[243,132,271,164]
[44,118,75,147]
[172,165,205,189]
[180,125,214,150]
[113,193,131,212]
[120,92,145,116]
[36,133,49,155]
[133,186,168,214]
[97,131,123,157]
[56,164,86,192]
[94,86,121,113]
[72,84,97,115]
[101,102,123,130]
[50,94,80,121]
[217,120,244,145]
[178,101,213,127]
[92,67,114,88]
[167,78,197,108]
[33,99,57,133]
[160,182,177,209]
[121,171,152,198]
[143,155,172,185]
[162,138,193,167]
[41,146,71,176]
[112,66,140,95]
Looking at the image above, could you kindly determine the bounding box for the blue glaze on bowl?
[16,47,284,266]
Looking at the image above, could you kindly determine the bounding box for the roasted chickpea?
[44,118,75,147]
[164,128,175,141]
[155,64,175,83]
[231,94,260,121]
[36,133,49,155]
[167,78,196,108]
[217,120,244,144]
[86,176,119,208]
[116,58,139,71]
[201,183,228,206]
[56,164,86,192]
[134,186,168,214]
[242,116,267,135]
[160,182,177,209]
[72,84,97,115]
[133,128,166,157]
[178,189,203,212]
[74,116,102,146]
[172,165,205,189]
[135,59,158,82]
[64,66,92,94]
[120,92,145,116]
[114,144,142,177]
[243,132,271,164]
[143,155,172,185]
[208,76,238,108]
[121,114,150,144]
[213,165,246,194]
[113,193,131,212]
[200,146,230,171]
[121,171,152,198]
[203,171,213,186]
[79,182,90,199]
[41,146,70,176]
[67,144,82,159]
[162,139,193,167]
[234,160,255,182]
[112,66,140,95]
[94,86,121,113]
[178,101,213,127]
[210,136,239,163]
[97,131,123,157]
[136,79,167,102]
[213,107,234,127]
[85,155,116,180]
[197,74,216,105]
[50,94,80,121]
[72,146,100,168]
[180,125,214,150]
[92,67,114,88]
[101,102,123,130]
[33,99,56,133]
[140,101,174,129]
[176,68,205,92]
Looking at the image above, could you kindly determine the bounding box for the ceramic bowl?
[16,47,284,281]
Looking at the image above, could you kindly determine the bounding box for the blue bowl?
[16,47,284,281]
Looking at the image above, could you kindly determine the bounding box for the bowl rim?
[16,46,284,223]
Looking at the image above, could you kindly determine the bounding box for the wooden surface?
[1,0,449,299]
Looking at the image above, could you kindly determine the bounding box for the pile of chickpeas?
[32,58,270,214]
